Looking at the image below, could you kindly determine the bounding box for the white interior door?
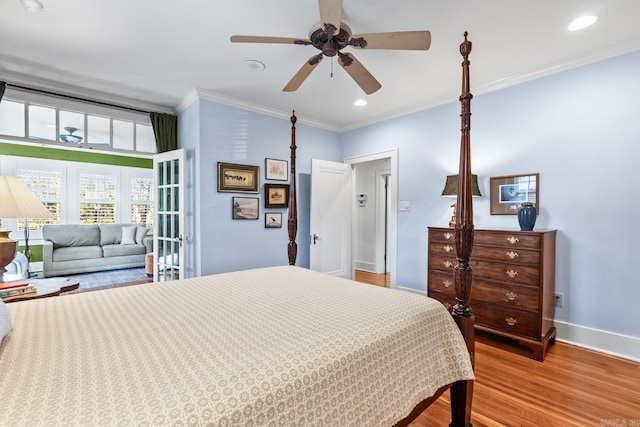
[310,159,352,279]
[153,149,185,282]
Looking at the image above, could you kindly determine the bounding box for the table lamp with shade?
[0,176,54,281]
[441,174,482,227]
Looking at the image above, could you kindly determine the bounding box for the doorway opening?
[345,149,398,288]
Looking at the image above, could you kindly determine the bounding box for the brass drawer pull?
[505,291,517,301]
[442,280,453,288]
[443,245,454,253]
[505,317,518,326]
[506,270,519,278]
[506,236,520,245]
[506,251,519,260]
[443,232,454,240]
[443,261,454,268]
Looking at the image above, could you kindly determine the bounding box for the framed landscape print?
[265,158,288,181]
[218,162,259,193]
[232,197,259,220]
[265,212,282,228]
[264,184,289,208]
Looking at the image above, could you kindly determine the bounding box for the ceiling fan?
[230,0,431,95]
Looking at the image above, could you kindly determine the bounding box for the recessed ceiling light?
[568,15,598,31]
[20,0,44,12]
[354,99,367,107]
[243,60,266,71]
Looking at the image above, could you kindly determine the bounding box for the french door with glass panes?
[153,149,185,281]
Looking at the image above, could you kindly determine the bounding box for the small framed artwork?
[490,173,539,215]
[265,212,282,228]
[264,184,290,208]
[218,162,259,193]
[232,197,259,220]
[265,158,288,181]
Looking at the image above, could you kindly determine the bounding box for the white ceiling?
[1,0,640,132]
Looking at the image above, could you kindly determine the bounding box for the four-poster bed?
[0,34,477,426]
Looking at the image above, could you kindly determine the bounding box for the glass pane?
[173,187,179,211]
[113,120,134,150]
[59,111,84,144]
[136,124,156,153]
[131,177,154,202]
[0,100,25,137]
[166,188,172,213]
[28,105,56,140]
[158,187,165,211]
[87,115,110,147]
[158,214,165,238]
[131,204,153,227]
[172,159,179,184]
[158,162,164,184]
[173,213,179,237]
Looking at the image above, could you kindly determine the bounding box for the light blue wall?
[341,50,640,339]
[181,99,341,276]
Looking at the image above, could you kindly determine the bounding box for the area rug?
[30,267,152,292]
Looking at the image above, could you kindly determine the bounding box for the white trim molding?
[554,320,640,363]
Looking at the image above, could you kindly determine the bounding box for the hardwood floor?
[353,272,640,426]
[409,332,640,426]
[354,269,390,287]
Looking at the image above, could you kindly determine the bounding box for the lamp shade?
[441,174,481,197]
[0,176,53,219]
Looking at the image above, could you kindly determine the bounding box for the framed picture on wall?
[264,184,290,208]
[218,162,259,193]
[265,158,288,181]
[232,197,259,219]
[490,173,539,215]
[265,212,282,228]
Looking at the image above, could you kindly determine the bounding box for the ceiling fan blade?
[350,30,431,50]
[230,35,311,45]
[337,52,381,95]
[318,0,343,35]
[283,54,324,92]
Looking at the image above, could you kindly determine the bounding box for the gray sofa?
[42,223,152,278]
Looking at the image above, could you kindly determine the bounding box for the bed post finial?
[288,110,298,265]
[449,32,475,427]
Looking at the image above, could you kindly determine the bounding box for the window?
[131,177,154,227]
[15,169,62,231]
[0,91,156,155]
[79,173,116,224]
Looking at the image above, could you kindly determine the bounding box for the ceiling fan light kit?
[230,0,430,95]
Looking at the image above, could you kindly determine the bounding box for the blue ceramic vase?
[518,202,537,231]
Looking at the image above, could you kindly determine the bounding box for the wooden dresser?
[427,227,557,361]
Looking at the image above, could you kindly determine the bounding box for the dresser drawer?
[428,290,455,312]
[429,228,456,243]
[473,260,540,286]
[472,279,539,311]
[429,240,457,257]
[474,231,542,250]
[428,270,457,295]
[471,246,540,266]
[472,302,540,339]
[428,255,457,272]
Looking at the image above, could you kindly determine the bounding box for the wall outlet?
[399,201,410,211]
[554,293,564,308]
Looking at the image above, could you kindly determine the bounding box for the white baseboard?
[354,261,376,272]
[554,320,640,363]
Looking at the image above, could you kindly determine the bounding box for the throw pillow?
[136,226,149,245]
[0,299,13,344]
[121,225,137,245]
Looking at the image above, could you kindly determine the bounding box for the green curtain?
[150,112,178,153]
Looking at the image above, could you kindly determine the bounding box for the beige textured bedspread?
[0,266,473,426]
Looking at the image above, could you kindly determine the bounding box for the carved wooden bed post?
[450,31,476,427]
[288,111,298,266]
